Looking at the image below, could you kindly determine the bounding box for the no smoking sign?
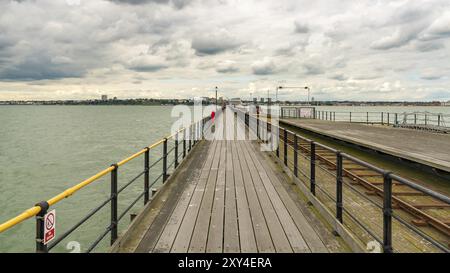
[43,210,56,245]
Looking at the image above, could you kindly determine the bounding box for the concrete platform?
[281,119,450,174]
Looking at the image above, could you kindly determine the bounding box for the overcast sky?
[0,0,450,101]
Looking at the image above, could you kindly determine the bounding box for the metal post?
[283,129,288,166]
[183,129,186,158]
[144,148,150,204]
[163,138,168,183]
[175,132,179,169]
[336,152,343,223]
[192,123,195,146]
[387,113,390,126]
[383,172,393,253]
[310,142,316,195]
[276,129,280,158]
[256,114,259,139]
[381,112,384,125]
[35,201,49,253]
[188,125,192,152]
[350,112,352,123]
[367,112,369,124]
[395,113,398,125]
[414,114,417,125]
[438,114,441,127]
[294,134,298,177]
[110,164,118,245]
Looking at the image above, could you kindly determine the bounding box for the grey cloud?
[294,20,309,34]
[370,29,417,50]
[129,64,168,72]
[0,54,85,81]
[127,55,169,72]
[108,0,192,9]
[329,73,347,81]
[421,75,443,80]
[216,61,239,73]
[416,41,445,52]
[303,63,324,75]
[251,58,276,75]
[191,31,241,56]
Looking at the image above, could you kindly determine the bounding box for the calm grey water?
[0,106,181,253]
[1,105,449,252]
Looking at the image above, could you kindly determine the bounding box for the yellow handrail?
[0,117,209,234]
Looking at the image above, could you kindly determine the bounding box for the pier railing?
[0,115,212,252]
[283,109,450,132]
[236,108,450,253]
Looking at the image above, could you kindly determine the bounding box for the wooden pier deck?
[113,112,349,253]
[280,119,450,174]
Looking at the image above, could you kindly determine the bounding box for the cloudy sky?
[0,0,450,101]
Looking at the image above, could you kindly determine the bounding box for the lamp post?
[276,86,283,104]
[215,86,218,112]
[278,86,311,105]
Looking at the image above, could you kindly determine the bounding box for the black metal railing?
[236,108,450,253]
[1,115,214,253]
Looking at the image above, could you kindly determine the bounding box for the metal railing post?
[336,152,343,223]
[310,141,316,195]
[349,112,352,123]
[383,172,393,253]
[175,132,179,169]
[163,138,168,183]
[144,148,150,204]
[366,112,369,124]
[35,201,49,253]
[257,114,260,139]
[395,113,398,125]
[110,164,118,245]
[188,125,192,152]
[294,134,298,177]
[193,123,196,146]
[183,129,187,158]
[414,114,417,125]
[381,112,384,125]
[283,129,288,166]
[387,113,390,126]
[438,114,441,127]
[276,130,280,158]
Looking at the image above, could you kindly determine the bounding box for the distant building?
[229,98,242,106]
[101,95,108,101]
[443,101,450,106]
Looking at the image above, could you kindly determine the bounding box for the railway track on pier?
[280,130,450,246]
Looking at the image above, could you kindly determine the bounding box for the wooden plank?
[235,141,275,252]
[237,141,292,253]
[188,141,223,252]
[241,141,310,253]
[206,141,227,252]
[152,151,207,252]
[231,141,257,252]
[134,141,210,253]
[170,141,219,252]
[246,141,329,252]
[223,140,240,253]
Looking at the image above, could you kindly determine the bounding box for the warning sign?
[43,209,56,245]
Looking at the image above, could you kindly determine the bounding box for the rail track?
[279,130,450,246]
